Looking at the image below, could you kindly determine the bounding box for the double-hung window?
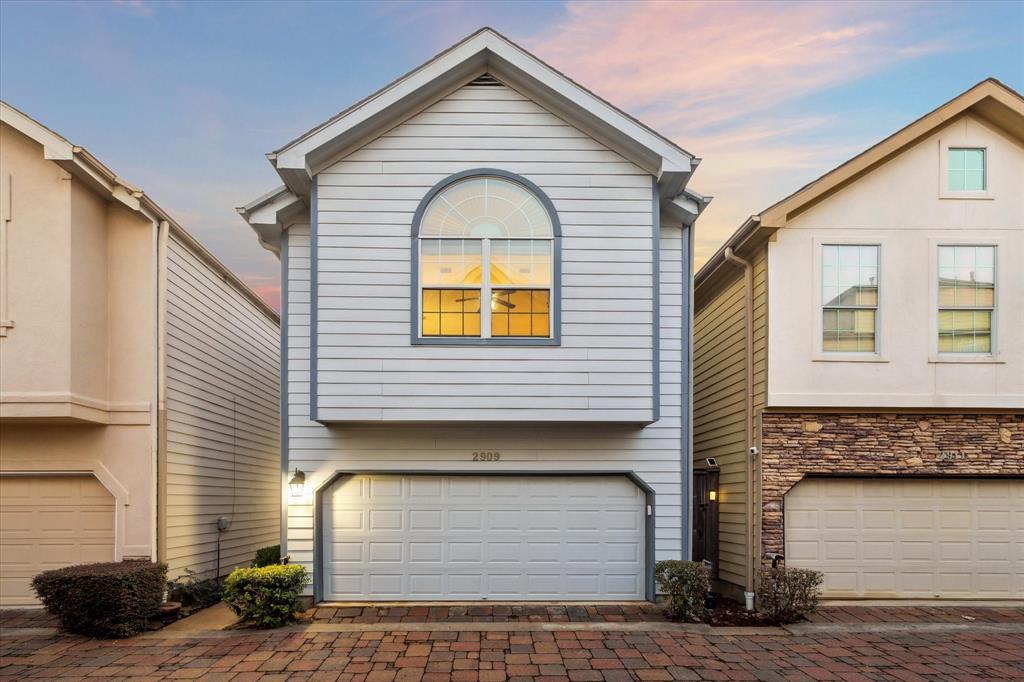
[821,245,878,352]
[416,174,556,341]
[938,245,995,353]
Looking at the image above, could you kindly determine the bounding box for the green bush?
[756,566,823,623]
[252,544,281,568]
[168,568,223,609]
[223,564,309,628]
[32,561,167,638]
[654,560,710,622]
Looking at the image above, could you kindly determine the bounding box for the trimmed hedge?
[252,545,281,568]
[223,564,309,628]
[32,561,167,638]
[756,566,823,624]
[654,560,710,622]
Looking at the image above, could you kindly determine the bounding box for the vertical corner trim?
[651,179,661,423]
[308,180,319,422]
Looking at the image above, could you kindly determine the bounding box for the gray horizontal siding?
[313,83,656,422]
[164,233,280,580]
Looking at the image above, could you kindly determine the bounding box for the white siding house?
[241,29,707,601]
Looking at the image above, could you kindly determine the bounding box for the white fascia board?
[272,29,693,188]
[662,190,710,226]
[237,186,305,255]
[1,101,74,160]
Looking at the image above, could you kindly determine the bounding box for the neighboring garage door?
[323,474,646,601]
[0,475,116,606]
[786,478,1023,599]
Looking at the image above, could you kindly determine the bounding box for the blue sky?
[2,0,1021,309]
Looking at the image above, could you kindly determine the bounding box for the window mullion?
[481,238,492,338]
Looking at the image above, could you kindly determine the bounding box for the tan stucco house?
[0,102,281,606]
[693,79,1023,601]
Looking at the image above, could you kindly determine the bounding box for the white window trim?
[928,237,1004,363]
[938,139,993,200]
[811,236,889,363]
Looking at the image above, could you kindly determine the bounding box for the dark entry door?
[691,470,719,578]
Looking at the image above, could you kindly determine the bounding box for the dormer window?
[413,171,560,345]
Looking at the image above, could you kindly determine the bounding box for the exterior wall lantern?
[708,490,717,502]
[288,468,306,497]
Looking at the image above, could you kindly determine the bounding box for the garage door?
[323,474,646,601]
[0,475,116,606]
[786,478,1023,599]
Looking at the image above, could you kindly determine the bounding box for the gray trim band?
[652,179,661,423]
[312,470,657,603]
[280,236,290,555]
[409,168,562,347]
[309,181,319,422]
[680,222,694,560]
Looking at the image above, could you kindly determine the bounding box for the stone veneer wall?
[759,412,1024,556]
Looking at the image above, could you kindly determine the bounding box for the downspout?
[154,220,168,561]
[723,246,756,600]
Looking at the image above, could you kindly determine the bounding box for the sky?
[2,0,1022,311]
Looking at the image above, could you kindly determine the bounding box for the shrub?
[756,566,823,623]
[654,560,710,622]
[223,564,309,628]
[168,568,223,609]
[252,545,281,568]
[32,561,167,638]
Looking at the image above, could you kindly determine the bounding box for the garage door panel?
[324,475,646,600]
[0,475,115,606]
[786,478,1023,599]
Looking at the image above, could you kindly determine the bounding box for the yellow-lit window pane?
[491,289,551,337]
[422,314,440,336]
[508,314,531,336]
[492,315,508,336]
[422,288,481,337]
[532,314,549,336]
[532,290,549,313]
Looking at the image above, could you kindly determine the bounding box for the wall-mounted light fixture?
[708,490,717,502]
[288,468,306,497]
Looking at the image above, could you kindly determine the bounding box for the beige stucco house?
[0,102,281,606]
[693,79,1023,601]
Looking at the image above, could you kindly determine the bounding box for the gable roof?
[1,100,279,323]
[695,78,1024,291]
[241,27,709,252]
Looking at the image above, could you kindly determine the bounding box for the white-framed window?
[415,173,557,342]
[821,244,878,353]
[947,147,986,192]
[937,245,995,353]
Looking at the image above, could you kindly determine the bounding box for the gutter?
[722,246,756,598]
[695,216,761,290]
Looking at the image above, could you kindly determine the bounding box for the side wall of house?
[692,242,768,593]
[163,232,280,579]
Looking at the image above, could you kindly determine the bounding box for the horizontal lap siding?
[693,274,748,589]
[164,234,280,579]
[314,83,655,422]
[284,215,686,592]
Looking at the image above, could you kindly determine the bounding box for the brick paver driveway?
[3,623,1024,681]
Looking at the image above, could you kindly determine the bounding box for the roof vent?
[468,74,503,87]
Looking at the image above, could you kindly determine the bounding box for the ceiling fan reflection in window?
[456,292,516,309]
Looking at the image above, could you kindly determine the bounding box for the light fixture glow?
[288,468,306,497]
[708,490,717,502]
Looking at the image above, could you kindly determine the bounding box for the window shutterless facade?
[948,147,986,192]
[938,245,995,353]
[412,170,560,344]
[821,245,878,352]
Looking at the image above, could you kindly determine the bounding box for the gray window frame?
[410,169,562,346]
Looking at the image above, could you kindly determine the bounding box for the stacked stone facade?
[759,412,1024,556]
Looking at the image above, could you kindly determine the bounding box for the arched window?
[414,171,559,343]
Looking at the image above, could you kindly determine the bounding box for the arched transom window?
[417,174,557,340]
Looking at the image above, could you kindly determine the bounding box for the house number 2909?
[472,451,501,462]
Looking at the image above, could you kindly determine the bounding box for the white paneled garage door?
[323,474,646,601]
[786,478,1024,599]
[0,475,116,606]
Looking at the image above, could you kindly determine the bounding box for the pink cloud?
[524,0,952,267]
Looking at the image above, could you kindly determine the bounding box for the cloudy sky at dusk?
[2,0,1021,311]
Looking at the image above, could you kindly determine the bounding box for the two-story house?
[239,29,707,602]
[693,79,1023,602]
[0,102,281,605]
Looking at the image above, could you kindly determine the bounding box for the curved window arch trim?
[410,169,561,346]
